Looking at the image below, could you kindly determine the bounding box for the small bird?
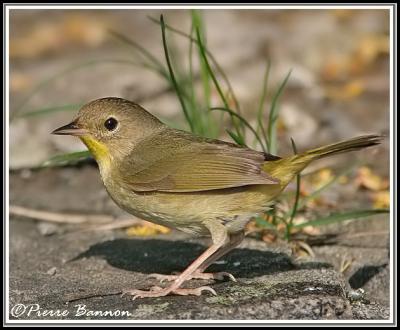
[52,97,382,300]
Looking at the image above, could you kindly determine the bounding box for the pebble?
[213,260,227,265]
[46,267,57,276]
[37,222,60,236]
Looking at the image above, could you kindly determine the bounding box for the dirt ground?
[9,166,390,320]
[8,9,391,322]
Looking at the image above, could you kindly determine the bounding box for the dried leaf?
[301,225,322,236]
[245,219,258,233]
[371,190,390,209]
[276,223,287,232]
[291,240,315,258]
[321,34,389,81]
[355,166,389,191]
[292,215,321,236]
[338,175,349,185]
[339,256,354,273]
[325,80,365,101]
[10,72,32,92]
[63,14,106,47]
[126,223,170,237]
[10,15,107,59]
[351,35,390,73]
[331,9,355,20]
[262,232,277,243]
[311,168,335,190]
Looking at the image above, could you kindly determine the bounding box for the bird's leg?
[197,231,245,277]
[149,231,245,283]
[122,222,229,300]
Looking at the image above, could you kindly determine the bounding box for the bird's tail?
[263,134,383,188]
[300,134,383,160]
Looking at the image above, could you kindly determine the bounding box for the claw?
[210,271,237,282]
[193,286,217,296]
[223,272,237,282]
[121,290,131,297]
[121,289,142,299]
[147,271,236,283]
[172,286,217,297]
[121,285,217,300]
[148,273,176,284]
[150,285,163,291]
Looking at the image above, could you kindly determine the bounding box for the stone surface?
[8,167,390,321]
[9,217,390,320]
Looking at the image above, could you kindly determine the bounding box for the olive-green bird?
[52,97,382,300]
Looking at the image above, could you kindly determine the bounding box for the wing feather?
[119,128,280,192]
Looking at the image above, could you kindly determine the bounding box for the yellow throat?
[80,135,111,172]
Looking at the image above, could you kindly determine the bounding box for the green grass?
[15,11,389,241]
[285,138,301,240]
[42,150,92,167]
[255,61,271,148]
[292,209,389,229]
[267,69,292,154]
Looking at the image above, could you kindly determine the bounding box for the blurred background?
[9,9,390,169]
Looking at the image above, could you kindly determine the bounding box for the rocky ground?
[9,166,390,320]
[8,9,391,322]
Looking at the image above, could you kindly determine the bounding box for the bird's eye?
[104,117,118,131]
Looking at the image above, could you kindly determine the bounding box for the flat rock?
[8,166,390,321]
[9,218,390,320]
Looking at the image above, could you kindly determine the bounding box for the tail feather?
[263,134,383,188]
[304,134,383,160]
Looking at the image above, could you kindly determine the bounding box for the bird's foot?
[121,285,216,300]
[148,270,236,283]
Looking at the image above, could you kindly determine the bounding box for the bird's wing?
[120,129,280,192]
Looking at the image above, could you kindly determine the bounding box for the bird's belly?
[105,182,282,236]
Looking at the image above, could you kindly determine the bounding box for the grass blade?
[108,29,168,78]
[147,15,242,115]
[286,138,301,240]
[160,15,194,132]
[186,21,202,134]
[17,104,82,118]
[42,151,91,167]
[256,60,271,149]
[192,10,211,106]
[211,107,266,152]
[254,216,277,230]
[293,209,389,229]
[295,163,359,211]
[226,129,246,146]
[267,69,292,153]
[192,10,213,136]
[194,25,245,139]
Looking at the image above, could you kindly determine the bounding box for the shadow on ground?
[72,238,332,278]
[349,264,388,289]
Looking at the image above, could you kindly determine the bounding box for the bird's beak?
[51,120,88,136]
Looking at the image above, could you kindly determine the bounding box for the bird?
[52,97,382,300]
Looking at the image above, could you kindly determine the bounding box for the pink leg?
[198,231,245,273]
[122,222,229,300]
[148,231,245,283]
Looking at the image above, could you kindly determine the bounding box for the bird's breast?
[102,176,282,236]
